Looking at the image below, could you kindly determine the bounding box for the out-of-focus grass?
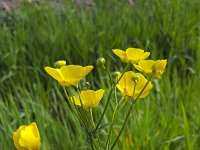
[0,0,200,149]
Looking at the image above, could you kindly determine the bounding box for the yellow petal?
[96,89,105,100]
[116,72,126,96]
[60,65,93,86]
[113,49,128,62]
[30,122,40,140]
[58,81,71,86]
[126,48,145,58]
[140,52,150,60]
[153,60,167,71]
[124,72,136,96]
[152,59,167,78]
[44,67,63,81]
[82,66,94,77]
[117,71,136,97]
[126,48,150,64]
[13,125,26,150]
[134,73,153,98]
[19,124,40,149]
[92,89,105,107]
[134,60,155,74]
[140,60,155,69]
[142,83,153,97]
[134,64,143,72]
[71,96,82,107]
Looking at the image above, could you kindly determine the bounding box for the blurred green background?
[0,0,200,149]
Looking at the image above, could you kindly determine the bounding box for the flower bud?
[97,57,106,68]
[131,74,140,83]
[53,60,66,68]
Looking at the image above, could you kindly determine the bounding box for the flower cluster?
[44,64,104,109]
[13,47,167,150]
[113,48,167,98]
[113,48,167,79]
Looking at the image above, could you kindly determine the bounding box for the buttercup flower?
[71,89,105,109]
[113,48,150,64]
[13,122,40,150]
[44,65,93,86]
[134,60,167,78]
[116,71,153,99]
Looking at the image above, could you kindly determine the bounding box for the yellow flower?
[71,89,105,109]
[116,71,153,99]
[134,60,167,78]
[13,122,40,150]
[44,65,93,86]
[113,48,150,64]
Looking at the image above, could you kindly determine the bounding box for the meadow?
[0,0,200,149]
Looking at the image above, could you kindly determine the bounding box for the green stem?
[105,66,113,87]
[90,109,96,128]
[94,87,113,133]
[110,77,152,150]
[90,135,95,150]
[63,87,81,121]
[90,109,102,149]
[76,88,99,149]
[94,63,131,133]
[104,98,123,149]
[76,88,94,135]
[64,87,91,137]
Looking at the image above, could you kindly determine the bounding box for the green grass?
[0,0,200,149]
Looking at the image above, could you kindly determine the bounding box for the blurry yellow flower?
[71,89,105,109]
[53,60,66,68]
[44,65,93,86]
[134,60,167,78]
[113,48,150,64]
[13,122,40,150]
[116,71,153,99]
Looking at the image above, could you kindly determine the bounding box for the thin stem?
[110,77,152,150]
[89,135,95,150]
[105,66,113,87]
[94,63,131,133]
[64,87,91,137]
[89,130,101,150]
[63,87,81,121]
[90,109,96,128]
[76,88,99,149]
[90,109,102,149]
[76,88,94,134]
[64,88,96,150]
[104,98,124,149]
[94,87,113,133]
